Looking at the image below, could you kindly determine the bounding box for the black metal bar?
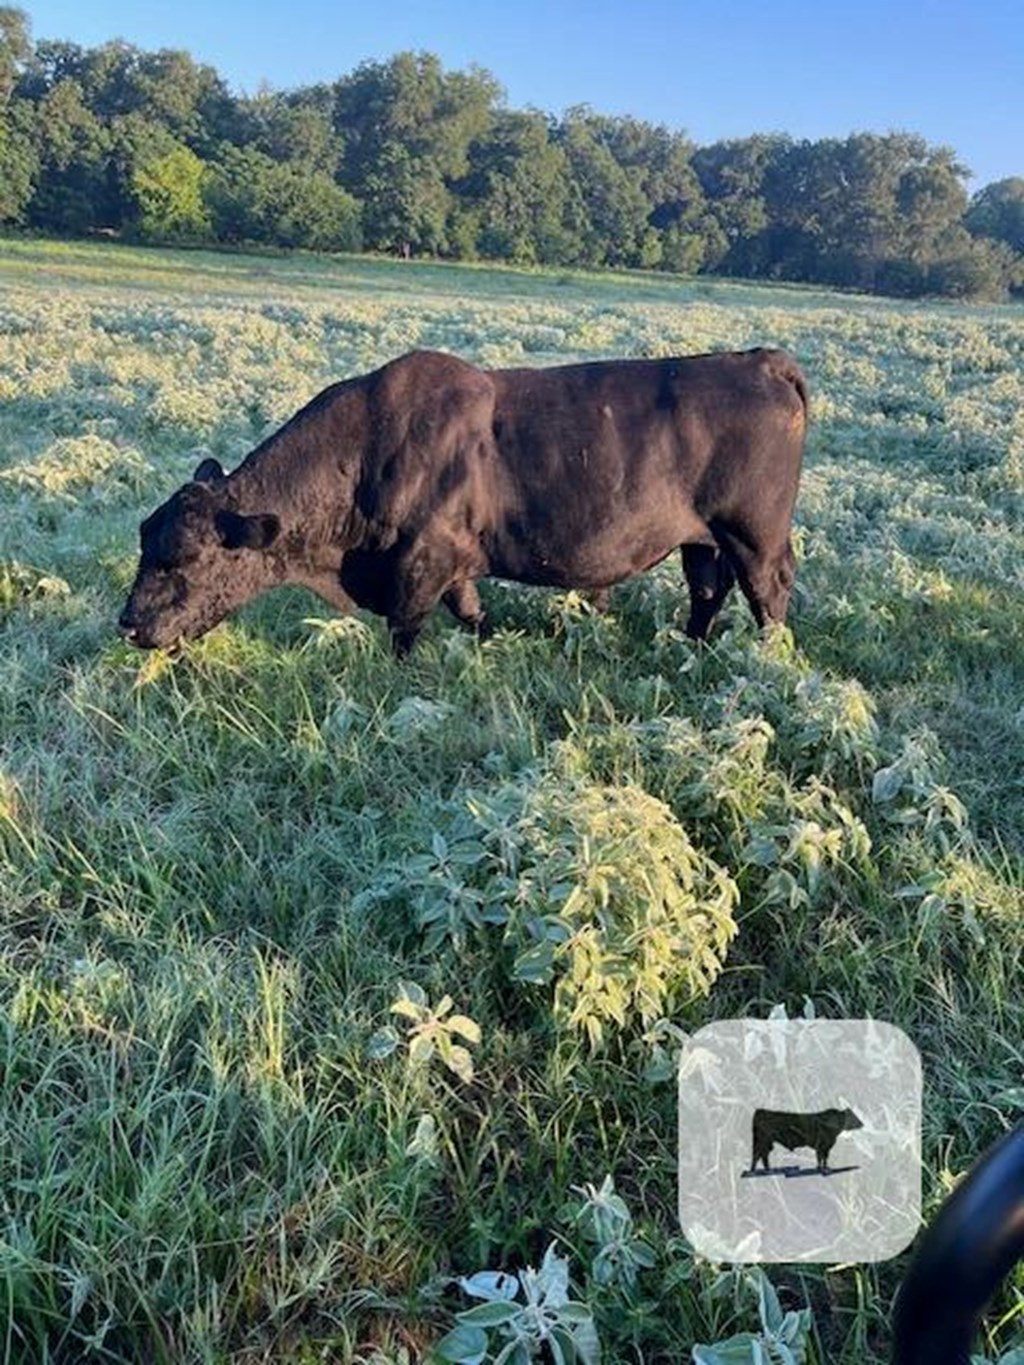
[892,1119,1024,1365]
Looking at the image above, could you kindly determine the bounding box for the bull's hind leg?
[712,531,796,631]
[682,543,736,640]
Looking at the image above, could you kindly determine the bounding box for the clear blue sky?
[20,0,1024,189]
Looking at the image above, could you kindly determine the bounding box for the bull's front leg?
[390,616,429,659]
[442,580,492,639]
[387,535,474,657]
[306,572,358,616]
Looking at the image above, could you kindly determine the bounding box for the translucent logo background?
[678,1019,921,1262]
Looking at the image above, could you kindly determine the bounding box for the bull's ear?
[194,457,225,484]
[214,510,280,550]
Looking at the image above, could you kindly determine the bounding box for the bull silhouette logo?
[747,1106,863,1177]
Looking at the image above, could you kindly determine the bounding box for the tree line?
[2,8,1022,300]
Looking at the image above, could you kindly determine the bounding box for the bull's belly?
[488,509,707,589]
[772,1137,814,1154]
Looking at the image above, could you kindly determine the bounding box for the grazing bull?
[118,347,807,657]
[750,1107,864,1173]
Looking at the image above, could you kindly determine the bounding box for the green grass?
[1,237,1023,1363]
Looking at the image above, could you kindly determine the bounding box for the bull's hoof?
[390,629,420,659]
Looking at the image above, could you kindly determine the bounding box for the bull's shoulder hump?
[371,349,495,410]
[377,348,489,386]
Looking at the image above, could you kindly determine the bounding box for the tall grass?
[0,238,1022,1362]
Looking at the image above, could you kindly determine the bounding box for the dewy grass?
[1,237,1023,1362]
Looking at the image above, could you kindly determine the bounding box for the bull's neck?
[224,383,356,539]
[226,432,307,516]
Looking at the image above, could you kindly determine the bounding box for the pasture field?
[0,237,1023,1363]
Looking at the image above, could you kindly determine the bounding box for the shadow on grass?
[742,1164,860,1180]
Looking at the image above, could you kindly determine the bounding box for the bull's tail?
[775,352,809,419]
[757,347,809,422]
[785,361,810,420]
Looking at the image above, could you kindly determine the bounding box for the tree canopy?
[0,9,1020,299]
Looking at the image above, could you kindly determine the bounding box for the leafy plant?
[0,560,72,615]
[692,1270,813,1365]
[368,982,481,1084]
[403,823,509,952]
[548,591,615,665]
[572,1175,656,1291]
[433,1243,600,1365]
[411,772,739,1047]
[872,730,971,852]
[743,778,873,911]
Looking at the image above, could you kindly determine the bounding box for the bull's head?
[118,458,282,650]
[842,1108,865,1132]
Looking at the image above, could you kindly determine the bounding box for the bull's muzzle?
[117,606,153,647]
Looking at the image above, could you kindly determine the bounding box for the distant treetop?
[0,9,1020,299]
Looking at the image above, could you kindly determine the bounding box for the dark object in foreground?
[119,347,807,656]
[750,1107,863,1173]
[892,1119,1024,1365]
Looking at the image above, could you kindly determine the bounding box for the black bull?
[751,1107,864,1172]
[118,347,808,656]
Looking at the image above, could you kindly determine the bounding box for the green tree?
[556,108,657,267]
[359,140,448,255]
[238,85,341,176]
[268,167,361,251]
[131,140,210,241]
[21,39,235,153]
[206,143,361,251]
[0,7,35,222]
[0,95,37,221]
[131,48,234,153]
[694,135,790,272]
[59,39,138,117]
[892,146,970,266]
[335,51,500,255]
[966,178,1024,255]
[107,112,173,228]
[465,109,582,264]
[756,133,971,291]
[581,112,719,271]
[0,4,31,103]
[27,76,111,232]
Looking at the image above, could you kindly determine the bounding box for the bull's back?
[485,350,806,586]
